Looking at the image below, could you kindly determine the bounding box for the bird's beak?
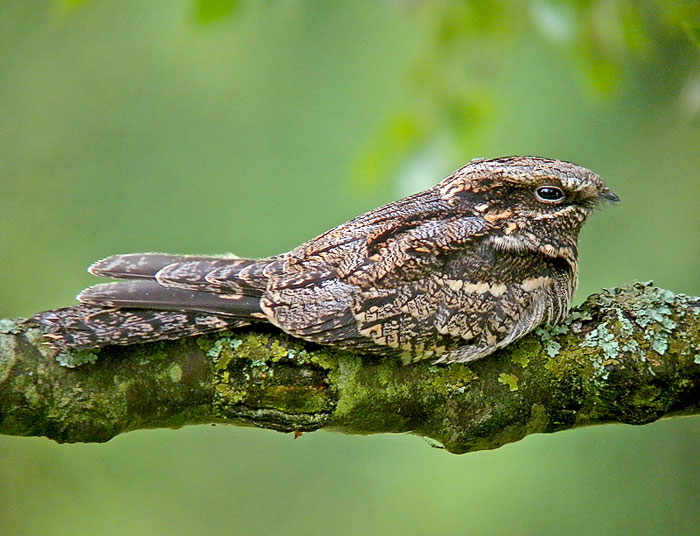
[599,188,620,203]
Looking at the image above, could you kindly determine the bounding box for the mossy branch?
[0,282,698,454]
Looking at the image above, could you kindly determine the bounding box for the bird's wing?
[344,216,492,287]
[285,188,454,268]
[262,216,493,351]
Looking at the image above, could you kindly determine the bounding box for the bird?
[32,156,619,364]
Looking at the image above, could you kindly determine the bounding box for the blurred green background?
[1,1,699,534]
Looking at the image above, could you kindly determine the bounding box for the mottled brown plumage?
[32,156,618,363]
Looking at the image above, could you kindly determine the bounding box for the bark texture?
[0,281,698,454]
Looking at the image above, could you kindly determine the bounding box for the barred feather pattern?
[35,304,249,351]
[30,156,618,363]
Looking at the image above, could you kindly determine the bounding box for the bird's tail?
[30,304,249,351]
[31,252,271,351]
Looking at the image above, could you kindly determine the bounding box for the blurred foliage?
[192,0,240,23]
[686,21,700,47]
[53,0,91,12]
[51,0,700,187]
[0,1,699,535]
[354,0,700,187]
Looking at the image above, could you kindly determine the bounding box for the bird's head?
[438,156,619,264]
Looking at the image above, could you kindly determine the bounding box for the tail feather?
[78,280,264,317]
[88,253,237,279]
[89,253,267,297]
[37,252,275,350]
[31,304,249,351]
[156,259,264,296]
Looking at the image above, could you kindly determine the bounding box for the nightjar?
[33,156,618,364]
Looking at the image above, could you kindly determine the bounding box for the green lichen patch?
[541,341,593,383]
[167,363,183,383]
[535,324,569,358]
[566,310,594,323]
[55,349,100,368]
[510,337,540,368]
[497,372,519,391]
[0,332,19,384]
[205,335,242,363]
[206,331,334,422]
[581,322,619,360]
[428,364,478,395]
[215,372,246,405]
[325,351,363,420]
[282,347,315,366]
[213,331,310,365]
[511,350,530,368]
[118,343,167,370]
[329,353,446,434]
[0,318,23,335]
[576,282,699,374]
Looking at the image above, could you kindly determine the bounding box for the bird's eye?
[535,186,565,203]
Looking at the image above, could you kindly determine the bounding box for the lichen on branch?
[0,282,698,454]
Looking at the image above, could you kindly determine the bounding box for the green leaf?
[53,0,92,13]
[351,113,426,189]
[684,23,700,49]
[193,0,240,24]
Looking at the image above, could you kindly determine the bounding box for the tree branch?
[0,282,698,453]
